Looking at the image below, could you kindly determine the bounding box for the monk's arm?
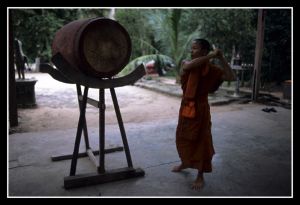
[218,54,236,81]
[182,51,217,71]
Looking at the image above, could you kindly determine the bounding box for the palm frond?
[118,54,174,77]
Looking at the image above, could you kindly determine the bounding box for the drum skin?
[52,17,132,78]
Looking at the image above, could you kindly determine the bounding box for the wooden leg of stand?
[76,84,90,150]
[70,86,89,176]
[98,88,105,173]
[110,88,133,168]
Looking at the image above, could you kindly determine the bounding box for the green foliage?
[181,9,257,62]
[261,9,291,84]
[11,8,291,84]
[11,9,108,63]
[115,9,156,60]
[144,9,201,74]
[118,54,174,77]
[115,9,259,80]
[115,9,196,77]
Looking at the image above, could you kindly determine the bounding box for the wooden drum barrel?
[52,17,132,78]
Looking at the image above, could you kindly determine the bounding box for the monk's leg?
[171,163,188,172]
[191,171,204,190]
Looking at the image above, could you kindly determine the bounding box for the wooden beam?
[51,147,124,161]
[39,63,74,84]
[78,95,99,108]
[87,148,99,168]
[64,167,145,189]
[51,52,146,89]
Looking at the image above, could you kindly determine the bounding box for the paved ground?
[8,73,292,197]
[13,73,257,133]
[8,105,292,197]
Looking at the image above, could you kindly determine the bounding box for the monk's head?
[190,39,211,59]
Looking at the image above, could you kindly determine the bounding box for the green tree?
[146,9,201,75]
[261,9,291,85]
[181,9,257,63]
[12,9,75,62]
[11,9,109,63]
[118,9,201,79]
[115,9,157,60]
[117,9,256,82]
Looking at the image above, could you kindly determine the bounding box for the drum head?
[81,18,131,77]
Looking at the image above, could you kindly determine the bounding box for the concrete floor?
[8,103,292,197]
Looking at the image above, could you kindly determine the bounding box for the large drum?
[52,17,131,78]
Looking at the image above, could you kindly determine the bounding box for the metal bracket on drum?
[40,53,146,189]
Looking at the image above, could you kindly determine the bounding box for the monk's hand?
[215,49,224,60]
[210,48,222,59]
[210,49,219,58]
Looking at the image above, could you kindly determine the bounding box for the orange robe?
[176,63,224,172]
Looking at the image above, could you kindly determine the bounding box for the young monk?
[172,39,235,190]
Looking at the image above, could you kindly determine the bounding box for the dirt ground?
[12,73,257,133]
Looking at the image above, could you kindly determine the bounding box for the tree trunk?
[252,9,266,101]
[9,10,18,127]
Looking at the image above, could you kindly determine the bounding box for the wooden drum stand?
[40,53,146,189]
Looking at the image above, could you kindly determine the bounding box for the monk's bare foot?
[172,164,187,172]
[191,175,204,190]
